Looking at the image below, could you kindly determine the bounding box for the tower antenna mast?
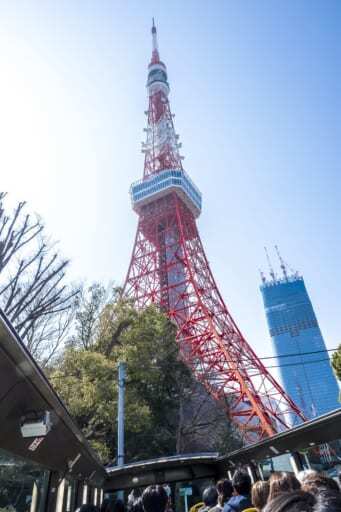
[259,268,266,284]
[151,17,159,64]
[264,246,276,282]
[275,245,289,281]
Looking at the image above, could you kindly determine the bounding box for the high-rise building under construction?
[260,248,340,419]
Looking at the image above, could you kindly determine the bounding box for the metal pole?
[117,362,126,467]
[184,495,188,512]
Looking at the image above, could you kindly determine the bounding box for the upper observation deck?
[130,168,202,218]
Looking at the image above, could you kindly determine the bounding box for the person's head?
[301,473,340,496]
[297,470,318,485]
[251,481,270,511]
[142,485,168,512]
[202,486,218,508]
[216,479,233,506]
[232,470,252,497]
[263,491,315,512]
[269,472,301,501]
[313,490,341,512]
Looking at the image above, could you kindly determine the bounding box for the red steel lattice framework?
[124,21,306,443]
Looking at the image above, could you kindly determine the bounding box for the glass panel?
[304,439,341,478]
[0,448,49,512]
[258,453,293,479]
[271,453,293,472]
[132,171,202,213]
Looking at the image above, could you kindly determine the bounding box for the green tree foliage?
[115,306,194,460]
[51,349,118,461]
[52,286,240,463]
[332,346,341,401]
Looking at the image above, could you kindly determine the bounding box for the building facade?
[260,272,340,419]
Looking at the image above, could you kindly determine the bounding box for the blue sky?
[1,1,340,379]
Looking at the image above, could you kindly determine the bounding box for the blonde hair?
[268,472,300,501]
[251,481,270,511]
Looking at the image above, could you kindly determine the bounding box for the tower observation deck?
[123,21,306,443]
[131,169,202,218]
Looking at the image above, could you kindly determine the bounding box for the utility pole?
[117,362,126,467]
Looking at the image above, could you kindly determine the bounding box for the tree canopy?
[51,292,241,463]
[332,347,341,402]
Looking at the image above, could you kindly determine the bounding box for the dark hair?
[269,472,301,501]
[142,485,168,512]
[252,480,270,511]
[114,499,125,512]
[202,486,218,507]
[314,490,341,512]
[301,474,340,496]
[79,506,99,512]
[216,479,233,506]
[232,470,252,496]
[263,491,315,512]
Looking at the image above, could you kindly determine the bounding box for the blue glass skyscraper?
[260,251,340,419]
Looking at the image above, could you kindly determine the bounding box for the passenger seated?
[268,472,300,501]
[251,481,269,512]
[300,473,340,497]
[296,470,318,485]
[216,479,233,510]
[263,490,315,512]
[223,471,252,512]
[142,485,169,512]
[200,486,219,512]
[313,489,341,512]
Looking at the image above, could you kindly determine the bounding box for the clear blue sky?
[1,1,340,379]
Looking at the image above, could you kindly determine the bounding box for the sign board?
[180,487,192,497]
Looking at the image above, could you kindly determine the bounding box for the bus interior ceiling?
[105,454,221,492]
[0,309,106,486]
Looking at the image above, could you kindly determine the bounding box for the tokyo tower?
[124,21,305,443]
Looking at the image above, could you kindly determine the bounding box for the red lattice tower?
[124,21,306,443]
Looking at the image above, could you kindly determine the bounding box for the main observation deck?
[130,169,202,218]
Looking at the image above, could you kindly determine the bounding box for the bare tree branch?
[0,193,80,365]
[0,194,44,274]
